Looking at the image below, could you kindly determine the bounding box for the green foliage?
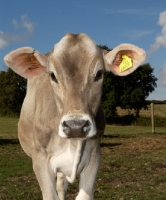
[118,63,157,116]
[102,65,158,120]
[101,72,119,119]
[98,45,112,52]
[0,69,27,116]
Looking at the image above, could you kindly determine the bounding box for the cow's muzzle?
[62,119,91,138]
[58,114,96,139]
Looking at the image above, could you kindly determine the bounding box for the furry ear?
[4,47,47,79]
[104,44,146,76]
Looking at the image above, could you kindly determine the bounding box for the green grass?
[105,125,166,135]
[95,130,166,200]
[0,117,18,139]
[0,116,166,199]
[0,143,41,200]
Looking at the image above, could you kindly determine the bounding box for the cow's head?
[4,33,146,139]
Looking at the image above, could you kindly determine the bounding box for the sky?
[0,0,166,100]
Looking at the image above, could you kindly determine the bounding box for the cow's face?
[47,34,104,138]
[4,33,146,139]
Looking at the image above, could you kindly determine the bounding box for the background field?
[112,104,166,127]
[0,104,165,140]
[0,117,18,139]
[117,104,166,118]
[0,104,166,200]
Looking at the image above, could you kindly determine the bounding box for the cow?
[4,33,146,200]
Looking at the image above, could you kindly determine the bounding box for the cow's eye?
[50,72,58,83]
[94,70,103,82]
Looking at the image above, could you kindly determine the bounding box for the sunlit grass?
[0,116,166,199]
[0,117,18,139]
[117,104,166,118]
[1,131,166,199]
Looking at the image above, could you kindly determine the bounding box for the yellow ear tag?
[119,55,132,72]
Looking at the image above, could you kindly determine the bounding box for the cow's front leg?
[56,172,68,200]
[32,152,59,200]
[76,143,101,200]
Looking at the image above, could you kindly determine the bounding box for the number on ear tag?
[119,55,132,72]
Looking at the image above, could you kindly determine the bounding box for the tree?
[0,68,27,116]
[118,63,157,116]
[99,45,158,119]
[99,45,119,119]
[101,72,119,118]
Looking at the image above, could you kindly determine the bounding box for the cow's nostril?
[82,120,91,133]
[62,121,71,135]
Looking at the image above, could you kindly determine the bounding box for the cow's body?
[4,33,146,200]
[19,71,104,199]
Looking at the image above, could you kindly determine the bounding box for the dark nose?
[62,120,91,138]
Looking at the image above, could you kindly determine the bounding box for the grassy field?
[0,104,166,138]
[117,104,166,118]
[0,117,166,199]
[0,117,18,139]
[139,104,166,118]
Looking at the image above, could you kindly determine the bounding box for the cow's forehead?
[52,33,101,57]
[48,33,103,86]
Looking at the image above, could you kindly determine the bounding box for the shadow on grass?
[0,139,19,145]
[104,133,137,139]
[100,142,122,148]
[103,134,120,139]
[101,134,122,148]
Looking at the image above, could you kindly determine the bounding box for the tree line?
[102,63,158,119]
[0,69,27,116]
[0,46,158,119]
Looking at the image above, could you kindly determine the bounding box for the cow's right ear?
[4,47,47,79]
[104,44,146,76]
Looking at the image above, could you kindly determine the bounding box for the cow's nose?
[62,120,91,138]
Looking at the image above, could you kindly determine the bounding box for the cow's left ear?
[4,47,47,79]
[104,44,146,76]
